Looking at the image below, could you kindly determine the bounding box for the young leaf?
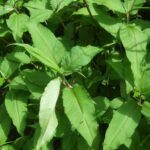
[63,84,98,146]
[24,0,53,23]
[103,100,141,150]
[34,77,61,149]
[120,24,148,86]
[5,90,29,135]
[7,13,29,41]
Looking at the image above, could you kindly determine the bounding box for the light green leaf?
[6,51,30,64]
[24,0,53,23]
[120,24,148,86]
[0,57,18,78]
[0,5,14,16]
[28,23,66,65]
[63,84,98,146]
[5,90,29,135]
[50,0,75,11]
[61,45,102,73]
[96,0,145,14]
[138,70,150,96]
[103,100,141,150]
[34,77,61,149]
[141,101,150,119]
[1,145,15,150]
[110,97,124,109]
[0,77,5,87]
[7,13,29,41]
[94,9,122,37]
[15,44,61,72]
[0,105,11,144]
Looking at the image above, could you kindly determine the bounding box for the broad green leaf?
[24,0,53,23]
[141,101,150,119]
[0,105,11,144]
[27,23,65,65]
[75,5,122,37]
[0,5,14,16]
[96,0,145,14]
[96,0,125,13]
[61,45,102,73]
[6,51,30,64]
[7,13,29,41]
[9,76,28,91]
[5,90,29,135]
[120,24,148,86]
[15,44,61,72]
[94,8,122,37]
[103,100,141,150]
[34,77,61,149]
[20,69,50,99]
[63,84,98,146]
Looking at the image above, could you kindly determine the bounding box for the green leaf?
[24,0,53,23]
[0,77,4,87]
[7,13,29,41]
[103,100,141,150]
[0,105,11,144]
[1,145,15,150]
[27,23,65,65]
[15,44,61,72]
[141,101,150,120]
[0,5,14,16]
[61,45,102,73]
[120,24,148,86]
[5,90,29,135]
[94,8,122,37]
[94,96,110,118]
[6,51,30,64]
[34,77,61,149]
[75,5,122,37]
[0,57,18,78]
[96,0,145,14]
[138,70,150,96]
[20,69,50,99]
[50,0,75,11]
[63,84,98,146]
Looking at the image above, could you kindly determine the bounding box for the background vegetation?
[0,0,150,150]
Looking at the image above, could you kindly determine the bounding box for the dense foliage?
[0,0,150,149]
